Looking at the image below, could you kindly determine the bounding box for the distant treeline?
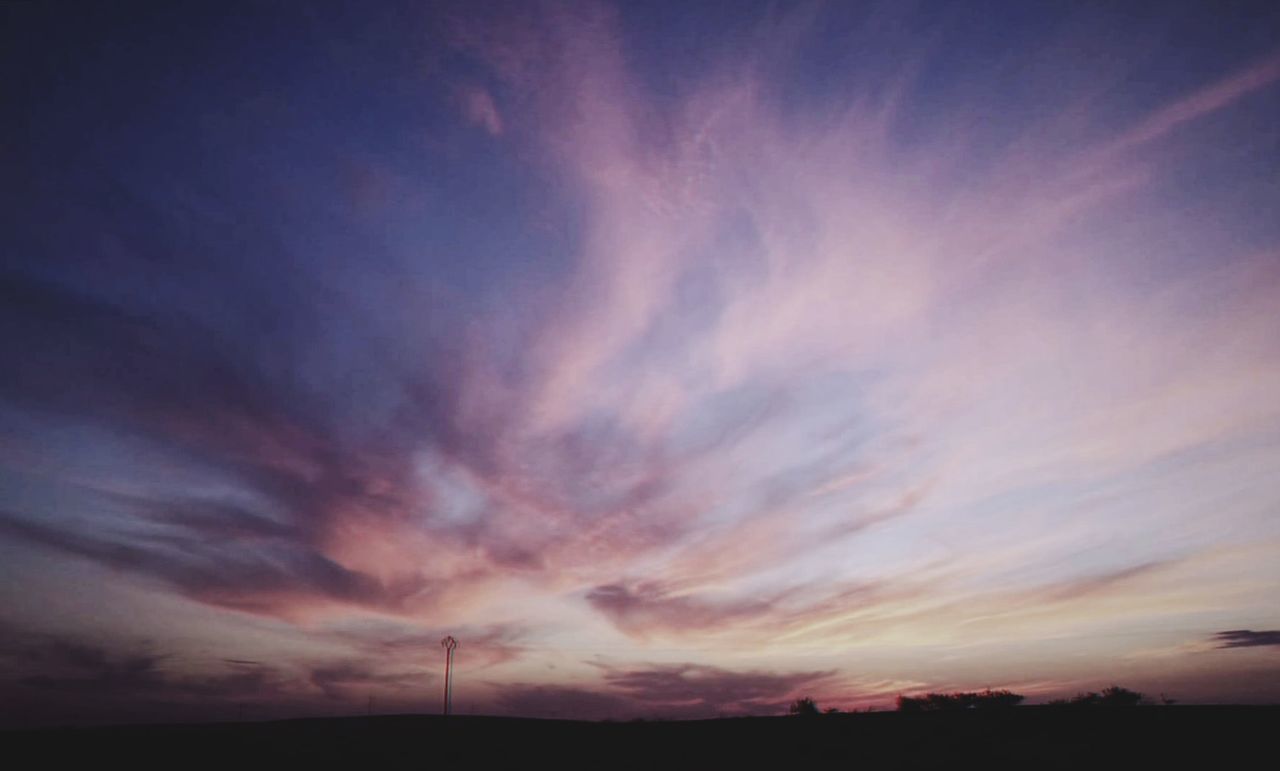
[894,685,1147,712]
[788,685,1150,716]
[895,689,1025,711]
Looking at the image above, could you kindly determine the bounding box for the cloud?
[489,663,834,720]
[1035,561,1176,604]
[325,621,530,671]
[0,271,519,620]
[2,0,1280,719]
[1212,630,1280,649]
[308,661,427,701]
[0,622,463,726]
[0,627,297,726]
[6,2,1275,639]
[0,509,426,618]
[1107,52,1280,153]
[585,582,773,638]
[456,84,504,135]
[602,663,835,712]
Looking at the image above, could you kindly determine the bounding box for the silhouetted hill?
[4,706,1274,769]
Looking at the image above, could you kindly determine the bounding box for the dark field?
[4,706,1273,769]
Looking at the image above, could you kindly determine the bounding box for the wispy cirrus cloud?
[1,0,1278,722]
[1106,52,1280,153]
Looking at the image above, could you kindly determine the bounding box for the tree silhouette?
[789,696,820,716]
[1099,685,1143,706]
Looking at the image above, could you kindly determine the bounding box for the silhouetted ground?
[4,706,1273,769]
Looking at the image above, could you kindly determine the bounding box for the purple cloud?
[1213,630,1280,649]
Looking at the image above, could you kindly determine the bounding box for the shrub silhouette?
[789,696,820,716]
[896,689,1024,711]
[1099,685,1143,706]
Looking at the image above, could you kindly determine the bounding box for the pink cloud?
[1109,52,1280,152]
[4,2,1278,716]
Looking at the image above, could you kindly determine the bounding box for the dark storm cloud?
[1213,630,1280,649]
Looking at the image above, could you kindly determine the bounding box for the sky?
[2,0,1279,725]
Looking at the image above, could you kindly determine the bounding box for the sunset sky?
[2,0,1279,725]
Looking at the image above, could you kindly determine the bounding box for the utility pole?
[440,636,458,716]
